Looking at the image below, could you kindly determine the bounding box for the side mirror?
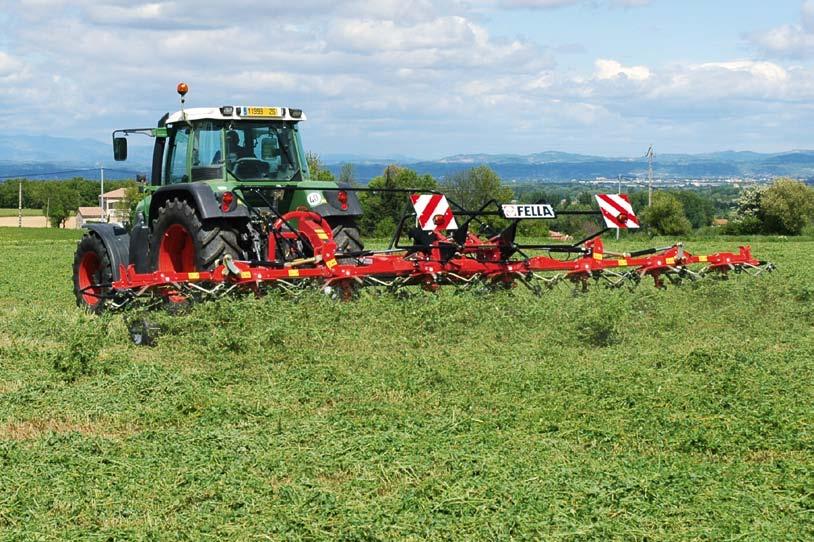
[113,137,128,161]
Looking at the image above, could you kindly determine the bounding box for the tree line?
[311,155,814,238]
[2,162,813,236]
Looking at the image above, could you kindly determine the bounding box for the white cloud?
[1,0,812,156]
[749,0,814,57]
[594,59,651,81]
[496,0,650,9]
[0,51,24,76]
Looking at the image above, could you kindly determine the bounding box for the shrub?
[640,192,692,236]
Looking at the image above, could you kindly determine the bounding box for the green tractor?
[72,83,363,310]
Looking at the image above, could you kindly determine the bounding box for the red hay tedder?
[75,187,774,312]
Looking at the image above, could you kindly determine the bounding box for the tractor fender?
[148,184,250,224]
[311,186,363,218]
[84,223,130,282]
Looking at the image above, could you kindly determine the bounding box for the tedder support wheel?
[73,233,114,313]
[149,197,242,273]
[327,217,364,257]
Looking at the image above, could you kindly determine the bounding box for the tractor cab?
[114,106,310,187]
[162,107,310,185]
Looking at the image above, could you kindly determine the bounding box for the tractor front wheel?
[150,198,242,273]
[73,234,113,313]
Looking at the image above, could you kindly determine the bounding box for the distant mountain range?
[2,134,814,182]
[324,150,814,183]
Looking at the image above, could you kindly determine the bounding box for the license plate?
[241,107,280,118]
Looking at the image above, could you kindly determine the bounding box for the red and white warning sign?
[595,194,640,229]
[410,194,458,231]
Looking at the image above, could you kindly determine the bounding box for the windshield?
[218,121,305,181]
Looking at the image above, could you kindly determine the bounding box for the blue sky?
[1,0,814,159]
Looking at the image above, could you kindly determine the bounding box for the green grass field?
[0,208,43,217]
[0,226,811,540]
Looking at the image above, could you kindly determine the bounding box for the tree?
[359,165,437,236]
[306,152,335,182]
[339,163,356,186]
[576,191,594,206]
[672,190,715,229]
[640,192,691,236]
[44,184,80,228]
[117,184,143,226]
[761,178,814,235]
[442,165,514,211]
[726,185,767,234]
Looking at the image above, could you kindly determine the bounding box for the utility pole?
[18,182,22,228]
[616,174,621,241]
[46,198,50,228]
[99,163,105,219]
[645,145,655,207]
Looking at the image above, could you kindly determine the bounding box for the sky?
[2,0,814,159]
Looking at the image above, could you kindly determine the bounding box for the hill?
[3,133,814,182]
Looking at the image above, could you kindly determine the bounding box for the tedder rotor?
[74,187,775,313]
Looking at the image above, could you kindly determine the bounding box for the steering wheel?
[234,158,269,178]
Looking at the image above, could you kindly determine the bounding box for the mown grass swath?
[0,226,812,539]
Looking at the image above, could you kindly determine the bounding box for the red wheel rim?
[158,224,196,273]
[78,251,101,305]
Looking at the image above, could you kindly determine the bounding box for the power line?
[0,168,97,180]
[0,166,145,180]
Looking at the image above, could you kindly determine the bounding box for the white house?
[76,207,105,228]
[99,188,128,223]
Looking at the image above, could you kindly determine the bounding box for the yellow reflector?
[240,271,252,279]
[326,258,337,269]
[288,269,300,277]
[699,255,708,262]
[593,253,604,260]
[616,259,628,267]
[187,272,200,281]
[666,257,676,265]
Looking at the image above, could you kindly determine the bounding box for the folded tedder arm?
[81,188,775,310]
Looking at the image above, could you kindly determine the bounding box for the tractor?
[73,83,363,310]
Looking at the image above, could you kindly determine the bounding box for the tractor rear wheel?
[73,233,113,313]
[328,217,364,255]
[150,198,242,273]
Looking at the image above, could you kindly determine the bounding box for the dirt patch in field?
[0,216,77,228]
[0,381,22,394]
[0,418,138,441]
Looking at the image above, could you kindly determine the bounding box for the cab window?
[167,127,190,184]
[191,121,224,181]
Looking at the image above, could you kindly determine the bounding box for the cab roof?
[166,106,306,124]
